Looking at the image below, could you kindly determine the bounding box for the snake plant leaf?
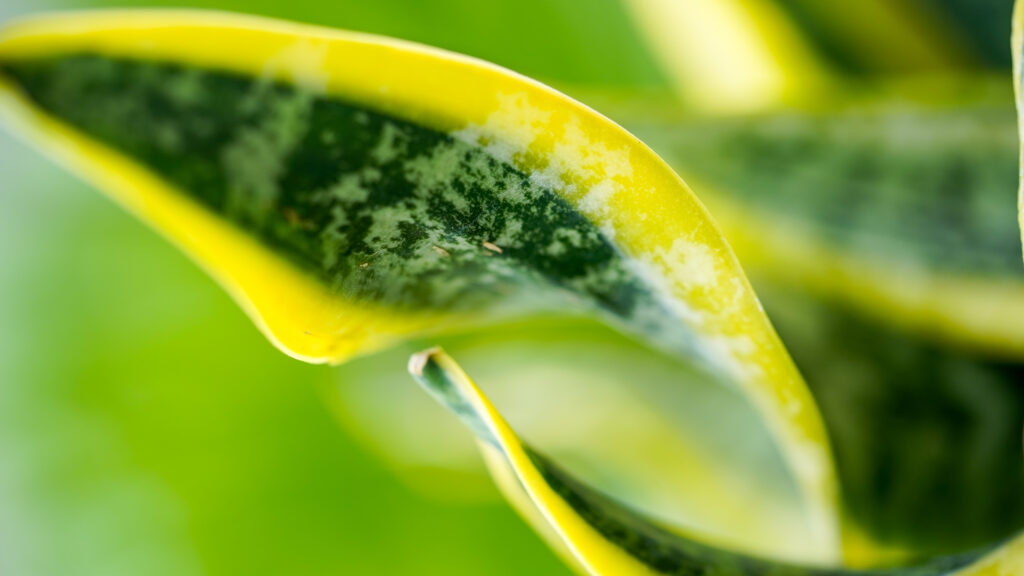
[619,92,1024,555]
[313,74,1024,564]
[335,288,1024,566]
[0,7,841,562]
[408,347,1024,576]
[625,99,1024,355]
[615,73,1024,558]
[760,288,1024,560]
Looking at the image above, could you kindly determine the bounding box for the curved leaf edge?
[0,8,843,559]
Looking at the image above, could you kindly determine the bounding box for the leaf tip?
[408,346,444,377]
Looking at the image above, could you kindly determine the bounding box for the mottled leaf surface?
[0,8,842,569]
[632,106,1021,276]
[627,101,1024,354]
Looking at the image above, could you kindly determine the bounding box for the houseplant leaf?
[0,7,840,566]
[626,96,1024,355]
[627,90,1024,557]
[329,84,1024,562]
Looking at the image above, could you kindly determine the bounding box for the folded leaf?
[624,96,1024,555]
[327,83,1024,564]
[0,8,841,563]
[408,347,1024,576]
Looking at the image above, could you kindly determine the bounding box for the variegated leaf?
[0,8,839,569]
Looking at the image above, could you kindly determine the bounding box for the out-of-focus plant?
[0,3,1021,575]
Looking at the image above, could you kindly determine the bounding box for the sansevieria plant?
[0,4,1021,575]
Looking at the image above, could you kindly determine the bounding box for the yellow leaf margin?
[0,9,841,560]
